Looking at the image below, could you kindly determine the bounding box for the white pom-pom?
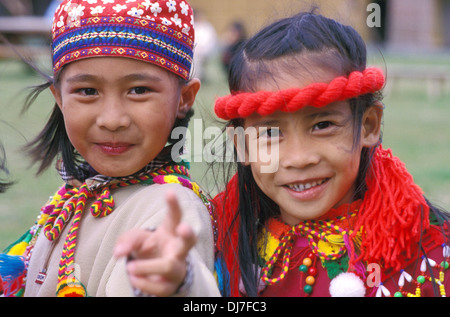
[329,272,366,297]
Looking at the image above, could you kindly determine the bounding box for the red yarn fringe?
[349,146,430,270]
[213,173,241,296]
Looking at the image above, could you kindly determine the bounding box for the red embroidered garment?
[213,147,450,297]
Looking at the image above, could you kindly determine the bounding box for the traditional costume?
[0,0,220,297]
[213,68,450,297]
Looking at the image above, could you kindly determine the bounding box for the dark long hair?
[218,11,449,297]
[220,10,379,297]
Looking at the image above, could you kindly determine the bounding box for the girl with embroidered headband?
[211,11,450,297]
[0,0,220,297]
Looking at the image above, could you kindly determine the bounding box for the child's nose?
[279,138,321,169]
[96,98,131,131]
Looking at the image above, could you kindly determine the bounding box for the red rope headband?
[214,67,385,120]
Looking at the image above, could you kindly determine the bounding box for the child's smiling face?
[53,57,199,177]
[242,67,382,225]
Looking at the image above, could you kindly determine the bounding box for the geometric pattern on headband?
[51,0,195,79]
[214,67,385,120]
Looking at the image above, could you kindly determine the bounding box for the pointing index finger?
[162,190,182,234]
[162,190,197,259]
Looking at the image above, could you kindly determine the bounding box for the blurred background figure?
[0,0,53,17]
[193,8,218,81]
[0,0,54,66]
[220,21,246,75]
[45,0,62,21]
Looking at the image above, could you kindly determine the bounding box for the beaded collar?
[257,201,362,285]
[255,201,450,297]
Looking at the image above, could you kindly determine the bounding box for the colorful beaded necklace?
[257,209,449,297]
[258,203,361,296]
[375,244,450,297]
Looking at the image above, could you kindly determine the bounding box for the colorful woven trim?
[0,254,26,297]
[0,163,216,297]
[51,1,195,79]
[42,164,195,296]
[214,67,385,120]
[0,189,62,296]
[258,209,360,285]
[52,16,193,79]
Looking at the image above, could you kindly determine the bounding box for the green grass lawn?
[0,60,62,247]
[0,53,449,250]
[382,79,450,210]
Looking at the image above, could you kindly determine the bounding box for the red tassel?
[213,173,241,296]
[350,146,430,270]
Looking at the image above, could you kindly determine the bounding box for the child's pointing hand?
[114,190,197,296]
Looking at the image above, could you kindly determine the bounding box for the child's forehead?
[63,56,168,74]
[58,56,178,85]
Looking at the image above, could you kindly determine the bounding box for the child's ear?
[50,84,63,110]
[177,78,201,119]
[361,101,383,147]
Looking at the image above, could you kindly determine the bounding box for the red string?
[349,146,430,271]
[214,68,385,120]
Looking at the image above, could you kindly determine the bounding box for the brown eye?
[130,87,151,95]
[314,121,332,130]
[266,128,280,138]
[79,88,98,96]
[259,127,280,139]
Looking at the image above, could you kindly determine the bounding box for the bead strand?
[391,246,449,297]
[298,252,317,296]
[261,213,357,286]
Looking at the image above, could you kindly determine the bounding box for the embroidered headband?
[51,0,195,80]
[214,67,385,120]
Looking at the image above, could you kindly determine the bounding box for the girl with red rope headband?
[212,11,450,297]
